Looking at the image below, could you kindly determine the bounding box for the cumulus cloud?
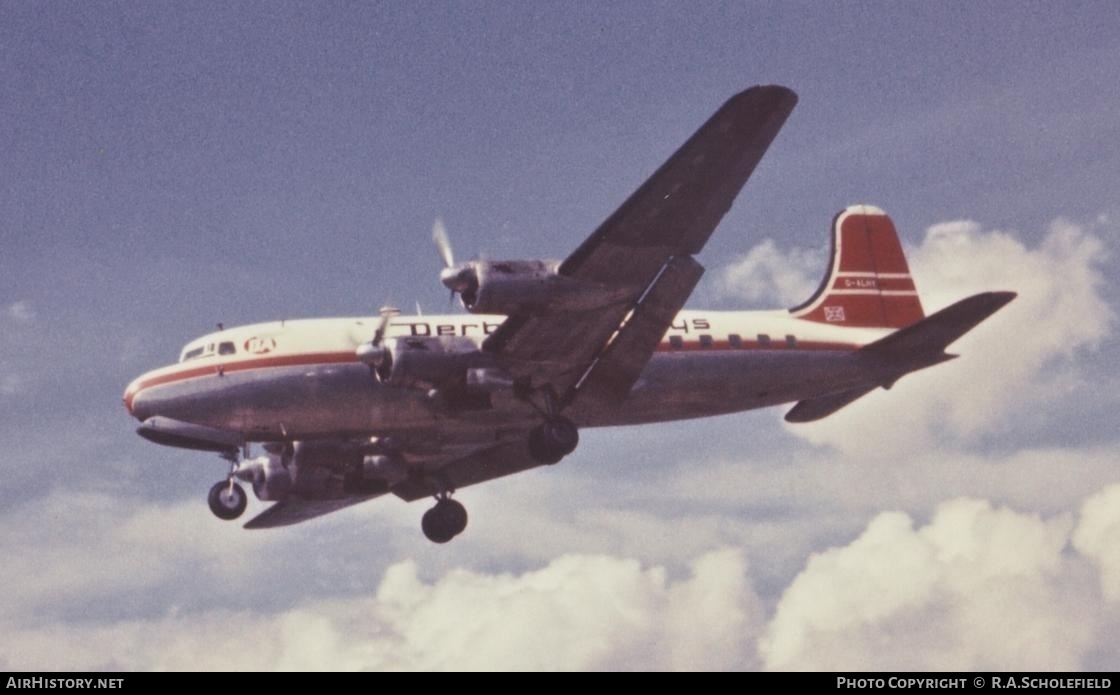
[5,301,35,322]
[1,549,763,671]
[762,493,1120,670]
[5,484,1120,671]
[1072,484,1120,602]
[0,491,288,623]
[716,240,824,307]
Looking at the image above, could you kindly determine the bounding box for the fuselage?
[125,309,890,442]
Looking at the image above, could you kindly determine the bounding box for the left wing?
[484,85,798,404]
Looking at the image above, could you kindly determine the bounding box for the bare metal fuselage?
[126,310,885,445]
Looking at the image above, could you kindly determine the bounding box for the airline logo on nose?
[244,336,277,354]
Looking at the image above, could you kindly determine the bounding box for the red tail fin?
[790,205,925,329]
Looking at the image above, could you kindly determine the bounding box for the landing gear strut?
[208,480,247,520]
[208,448,249,521]
[421,496,468,544]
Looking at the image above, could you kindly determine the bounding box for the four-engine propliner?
[124,86,1016,543]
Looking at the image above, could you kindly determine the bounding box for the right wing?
[243,438,545,527]
[485,86,798,404]
[244,493,386,529]
[390,439,543,502]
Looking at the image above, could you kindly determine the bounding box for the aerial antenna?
[415,300,423,317]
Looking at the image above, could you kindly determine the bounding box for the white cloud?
[1072,484,1120,602]
[1,549,762,671]
[0,491,287,622]
[5,301,35,322]
[5,483,1120,671]
[715,239,824,307]
[761,493,1120,670]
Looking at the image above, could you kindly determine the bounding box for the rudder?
[791,205,924,329]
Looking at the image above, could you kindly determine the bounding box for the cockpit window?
[218,341,236,356]
[182,347,205,362]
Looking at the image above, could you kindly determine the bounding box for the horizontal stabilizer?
[861,291,1017,358]
[786,291,1015,423]
[784,385,876,423]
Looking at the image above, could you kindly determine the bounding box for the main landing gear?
[422,495,468,543]
[527,416,579,464]
[208,479,247,520]
[208,449,248,521]
[518,383,580,465]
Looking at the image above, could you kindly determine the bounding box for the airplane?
[123,85,1015,543]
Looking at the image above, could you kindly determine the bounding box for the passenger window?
[218,341,236,356]
[699,334,713,349]
[669,335,683,350]
[728,334,742,349]
[757,334,771,348]
[786,334,798,348]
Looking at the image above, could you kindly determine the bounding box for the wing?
[243,439,544,527]
[391,440,543,502]
[484,85,798,403]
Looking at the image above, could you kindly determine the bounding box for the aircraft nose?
[123,377,146,420]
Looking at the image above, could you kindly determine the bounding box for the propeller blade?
[372,306,396,346]
[432,217,454,269]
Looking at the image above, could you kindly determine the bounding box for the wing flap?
[391,440,541,502]
[575,255,705,405]
[243,493,385,529]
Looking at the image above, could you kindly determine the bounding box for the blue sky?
[2,1,1119,670]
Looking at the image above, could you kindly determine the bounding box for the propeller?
[356,306,398,380]
[433,217,454,269]
[432,218,478,305]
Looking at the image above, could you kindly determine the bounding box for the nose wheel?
[208,480,248,520]
[421,496,468,543]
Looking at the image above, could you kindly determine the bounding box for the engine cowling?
[449,260,634,315]
[235,441,412,502]
[234,453,292,502]
[378,335,494,389]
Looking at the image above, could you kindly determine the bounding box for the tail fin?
[791,205,924,329]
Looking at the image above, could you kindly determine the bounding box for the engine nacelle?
[455,260,634,315]
[380,335,494,389]
[234,453,292,502]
